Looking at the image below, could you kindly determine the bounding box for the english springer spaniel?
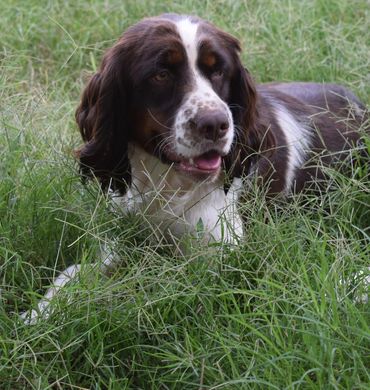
[75,13,367,243]
[22,14,368,322]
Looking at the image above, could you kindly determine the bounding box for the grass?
[1,0,369,388]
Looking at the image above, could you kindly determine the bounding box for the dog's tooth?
[189,158,194,165]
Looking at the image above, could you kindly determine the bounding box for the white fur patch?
[175,18,199,69]
[273,104,312,193]
[20,264,81,324]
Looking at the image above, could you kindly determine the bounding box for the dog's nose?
[190,111,229,141]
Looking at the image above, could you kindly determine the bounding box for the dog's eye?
[153,70,171,82]
[211,69,223,79]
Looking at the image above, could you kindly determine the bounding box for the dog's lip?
[178,150,222,172]
[162,148,224,175]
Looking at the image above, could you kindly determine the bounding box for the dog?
[75,13,367,242]
[22,14,368,322]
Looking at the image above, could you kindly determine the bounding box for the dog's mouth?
[177,150,222,174]
[161,148,223,179]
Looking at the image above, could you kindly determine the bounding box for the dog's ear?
[224,49,275,179]
[75,41,132,194]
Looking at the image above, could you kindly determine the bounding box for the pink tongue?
[193,151,221,170]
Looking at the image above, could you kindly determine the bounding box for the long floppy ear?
[75,42,131,194]
[224,52,274,179]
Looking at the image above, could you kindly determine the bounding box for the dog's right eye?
[211,68,224,79]
[152,70,171,83]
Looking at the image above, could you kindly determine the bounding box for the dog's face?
[129,17,239,180]
[76,14,257,192]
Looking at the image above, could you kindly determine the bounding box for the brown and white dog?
[22,14,368,322]
[75,13,367,243]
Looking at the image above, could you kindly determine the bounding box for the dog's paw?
[20,300,52,325]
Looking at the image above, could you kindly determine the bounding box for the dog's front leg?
[20,240,119,324]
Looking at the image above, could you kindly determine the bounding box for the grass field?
[1,0,369,388]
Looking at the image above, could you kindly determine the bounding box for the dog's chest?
[113,146,243,243]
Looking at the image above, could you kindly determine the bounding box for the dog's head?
[76,14,265,193]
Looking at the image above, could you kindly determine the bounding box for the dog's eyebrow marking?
[166,49,184,65]
[202,53,216,67]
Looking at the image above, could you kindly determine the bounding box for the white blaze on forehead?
[174,17,199,68]
[173,17,234,158]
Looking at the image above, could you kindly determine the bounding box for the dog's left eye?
[211,69,223,79]
[152,70,171,82]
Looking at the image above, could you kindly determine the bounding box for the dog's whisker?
[147,109,172,130]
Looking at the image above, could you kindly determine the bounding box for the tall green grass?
[1,0,369,388]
